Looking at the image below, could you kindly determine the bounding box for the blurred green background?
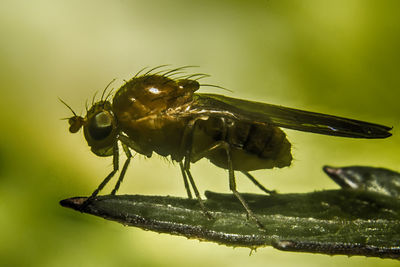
[1,0,399,266]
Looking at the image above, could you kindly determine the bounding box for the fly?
[61,66,392,229]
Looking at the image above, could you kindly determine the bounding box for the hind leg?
[190,140,265,229]
[241,171,276,195]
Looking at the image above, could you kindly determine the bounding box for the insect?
[61,66,392,228]
[323,165,400,198]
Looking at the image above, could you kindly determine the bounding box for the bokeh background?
[1,0,399,266]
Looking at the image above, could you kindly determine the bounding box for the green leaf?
[60,190,400,260]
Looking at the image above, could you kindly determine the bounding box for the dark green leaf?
[60,190,400,260]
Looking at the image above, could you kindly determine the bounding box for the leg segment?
[181,159,212,218]
[241,171,276,195]
[189,140,265,229]
[223,143,265,229]
[111,143,132,195]
[179,162,193,199]
[80,141,119,209]
[185,167,212,218]
[177,117,208,200]
[178,117,207,159]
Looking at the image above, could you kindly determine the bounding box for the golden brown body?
[112,75,292,171]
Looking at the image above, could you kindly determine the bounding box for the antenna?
[59,98,78,116]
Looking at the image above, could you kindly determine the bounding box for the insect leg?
[181,158,212,219]
[179,117,207,160]
[111,143,132,195]
[241,171,276,195]
[225,146,265,230]
[80,141,119,209]
[178,117,214,216]
[178,117,209,198]
[179,162,193,199]
[189,141,265,229]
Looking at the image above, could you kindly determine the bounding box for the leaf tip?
[60,197,88,210]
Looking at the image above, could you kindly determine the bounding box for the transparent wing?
[190,93,392,139]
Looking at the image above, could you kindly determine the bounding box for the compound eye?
[88,111,113,140]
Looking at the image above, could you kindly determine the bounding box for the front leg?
[80,141,119,210]
[111,143,133,195]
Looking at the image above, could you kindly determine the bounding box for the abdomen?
[192,117,292,171]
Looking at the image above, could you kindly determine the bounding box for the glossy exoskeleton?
[62,66,392,228]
